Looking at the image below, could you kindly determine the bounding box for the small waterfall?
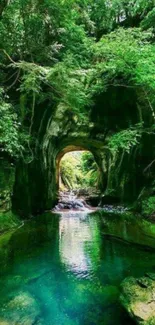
[53,191,91,211]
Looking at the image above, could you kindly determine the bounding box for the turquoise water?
[0,210,155,324]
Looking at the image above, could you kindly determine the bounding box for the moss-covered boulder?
[0,291,43,325]
[120,274,155,324]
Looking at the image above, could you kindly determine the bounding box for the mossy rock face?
[11,86,155,216]
[141,197,155,218]
[120,275,155,324]
[0,211,21,234]
[0,161,15,212]
[97,209,155,248]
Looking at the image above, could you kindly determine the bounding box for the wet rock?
[120,275,155,324]
[101,205,128,214]
[0,291,42,325]
[54,191,90,211]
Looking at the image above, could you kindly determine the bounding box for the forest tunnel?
[56,146,101,192]
[56,145,88,189]
[55,141,107,195]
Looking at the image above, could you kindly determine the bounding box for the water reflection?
[59,212,93,277]
[0,211,154,325]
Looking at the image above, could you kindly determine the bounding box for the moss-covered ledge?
[120,274,155,325]
[94,209,155,249]
[0,211,21,235]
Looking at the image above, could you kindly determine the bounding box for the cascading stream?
[54,191,92,211]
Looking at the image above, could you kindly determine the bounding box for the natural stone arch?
[12,86,141,217]
[11,85,155,217]
[56,145,87,189]
[56,145,101,191]
[54,138,109,195]
[12,134,108,217]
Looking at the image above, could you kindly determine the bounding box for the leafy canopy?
[0,88,25,158]
[0,0,155,158]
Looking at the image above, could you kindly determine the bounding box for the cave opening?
[58,150,100,195]
[54,148,102,210]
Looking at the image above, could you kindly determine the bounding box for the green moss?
[142,196,155,216]
[0,211,21,234]
[120,275,155,324]
[94,209,155,249]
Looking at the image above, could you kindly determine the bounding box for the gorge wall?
[11,86,155,217]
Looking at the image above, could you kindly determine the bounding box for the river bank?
[0,211,22,235]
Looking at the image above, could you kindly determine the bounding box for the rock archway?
[56,145,88,190]
[56,144,104,192]
[12,86,155,217]
[12,134,108,217]
[47,136,108,212]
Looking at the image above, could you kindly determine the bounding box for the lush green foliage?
[142,196,155,216]
[0,88,25,157]
[92,28,155,113]
[60,151,99,190]
[0,0,155,159]
[80,152,99,188]
[109,124,142,153]
[60,152,82,190]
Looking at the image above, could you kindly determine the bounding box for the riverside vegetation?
[0,0,155,324]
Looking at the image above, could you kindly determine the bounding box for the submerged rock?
[0,291,42,325]
[120,275,155,324]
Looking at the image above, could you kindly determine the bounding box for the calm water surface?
[0,211,155,325]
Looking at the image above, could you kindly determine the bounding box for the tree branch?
[0,49,15,63]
